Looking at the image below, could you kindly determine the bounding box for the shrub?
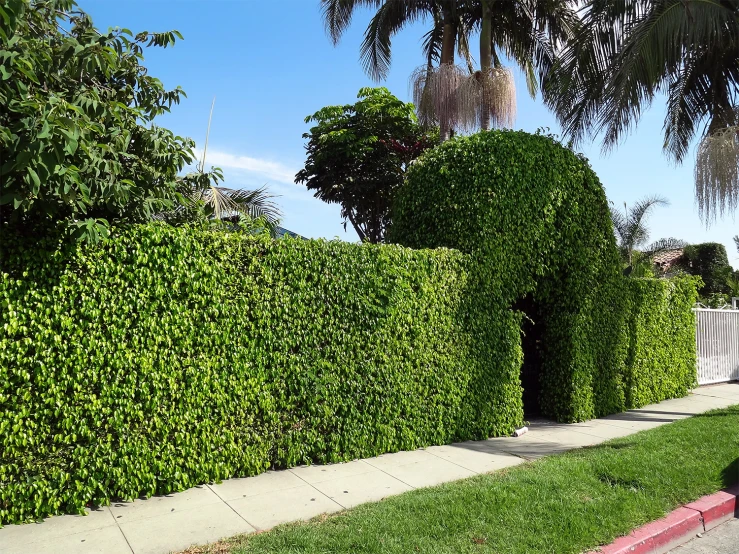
[677,243,732,296]
[0,224,523,524]
[0,131,700,525]
[389,130,629,422]
[0,0,221,242]
[624,276,699,407]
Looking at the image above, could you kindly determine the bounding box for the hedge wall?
[0,131,700,525]
[0,224,524,524]
[624,277,699,407]
[389,130,630,422]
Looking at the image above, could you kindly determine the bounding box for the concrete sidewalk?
[669,518,739,553]
[2,383,738,554]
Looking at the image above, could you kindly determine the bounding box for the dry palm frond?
[460,67,517,130]
[410,63,469,132]
[695,126,739,223]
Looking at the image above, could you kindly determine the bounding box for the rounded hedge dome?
[390,130,626,421]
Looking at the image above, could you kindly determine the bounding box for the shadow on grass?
[722,457,739,489]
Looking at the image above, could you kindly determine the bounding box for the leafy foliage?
[0,0,221,241]
[544,0,739,222]
[0,223,522,524]
[624,277,699,408]
[609,196,685,275]
[677,242,733,297]
[296,88,436,243]
[390,130,697,421]
[321,0,576,136]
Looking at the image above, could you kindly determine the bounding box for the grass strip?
[193,406,739,554]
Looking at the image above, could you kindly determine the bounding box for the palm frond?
[320,0,382,45]
[420,10,443,69]
[599,0,739,157]
[202,185,281,227]
[624,195,668,250]
[359,0,431,81]
[456,20,475,74]
[609,203,628,243]
[642,237,687,259]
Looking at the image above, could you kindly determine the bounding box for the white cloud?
[195,148,298,184]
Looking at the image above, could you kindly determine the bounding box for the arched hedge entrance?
[389,130,628,422]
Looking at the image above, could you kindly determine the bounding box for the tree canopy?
[544,0,739,222]
[0,0,230,240]
[295,87,436,243]
[321,0,576,139]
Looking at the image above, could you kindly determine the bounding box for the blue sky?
[81,0,739,264]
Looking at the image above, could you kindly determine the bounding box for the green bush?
[389,130,696,421]
[624,276,699,407]
[0,130,699,525]
[677,243,732,296]
[0,224,523,524]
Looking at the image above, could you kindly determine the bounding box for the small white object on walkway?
[513,426,529,437]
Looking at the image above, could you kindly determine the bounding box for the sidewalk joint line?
[287,468,348,510]
[107,505,135,554]
[205,484,257,530]
[422,447,485,474]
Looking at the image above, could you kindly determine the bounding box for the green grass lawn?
[192,406,739,554]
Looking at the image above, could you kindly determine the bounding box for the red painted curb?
[595,507,702,554]
[587,486,738,554]
[685,490,738,531]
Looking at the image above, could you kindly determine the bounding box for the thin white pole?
[200,96,216,172]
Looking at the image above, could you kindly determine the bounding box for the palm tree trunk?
[439,9,456,142]
[479,0,492,131]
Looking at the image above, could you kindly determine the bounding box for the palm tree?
[321,0,576,138]
[160,98,282,231]
[322,0,473,140]
[545,0,739,223]
[466,0,576,130]
[610,195,685,275]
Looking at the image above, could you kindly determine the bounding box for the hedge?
[0,224,524,524]
[389,130,695,422]
[624,277,699,407]
[677,242,732,296]
[0,131,700,525]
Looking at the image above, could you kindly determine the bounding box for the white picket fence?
[694,308,739,384]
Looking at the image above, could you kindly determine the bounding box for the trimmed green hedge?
[0,131,700,525]
[0,224,523,524]
[625,277,699,407]
[389,130,697,422]
[677,242,732,296]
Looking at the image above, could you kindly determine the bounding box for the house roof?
[275,226,306,240]
[653,248,683,267]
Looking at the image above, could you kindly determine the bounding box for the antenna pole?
[200,96,216,172]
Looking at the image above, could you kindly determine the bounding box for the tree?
[464,0,576,131]
[544,0,739,223]
[295,87,436,243]
[0,0,279,241]
[322,0,472,140]
[610,196,685,275]
[678,242,733,296]
[321,0,576,139]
